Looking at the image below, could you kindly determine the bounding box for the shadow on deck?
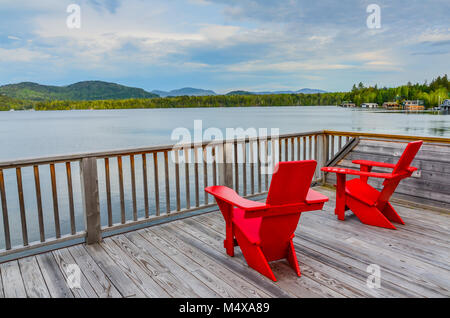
[0,186,448,298]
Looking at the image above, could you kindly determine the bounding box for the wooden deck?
[0,186,448,298]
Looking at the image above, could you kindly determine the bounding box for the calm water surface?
[1,106,449,161]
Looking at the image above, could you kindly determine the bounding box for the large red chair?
[321,140,423,229]
[205,160,328,281]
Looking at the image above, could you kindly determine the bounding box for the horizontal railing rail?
[1,129,447,261]
[323,130,450,144]
[0,131,325,169]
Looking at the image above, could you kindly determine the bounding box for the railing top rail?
[0,130,324,169]
[323,130,450,144]
[1,129,449,169]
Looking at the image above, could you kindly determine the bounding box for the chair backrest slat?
[266,160,316,206]
[258,160,317,261]
[377,140,423,209]
[392,140,423,175]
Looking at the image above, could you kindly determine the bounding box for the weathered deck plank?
[52,248,97,298]
[147,226,271,298]
[0,186,448,298]
[0,260,27,298]
[98,238,171,297]
[109,234,217,297]
[18,257,50,298]
[0,265,4,298]
[126,230,244,298]
[67,244,121,298]
[35,253,74,298]
[165,222,292,297]
[83,243,147,297]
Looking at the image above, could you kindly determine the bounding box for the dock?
[0,130,449,297]
[0,186,448,298]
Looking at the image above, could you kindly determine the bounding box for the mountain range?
[151,87,217,97]
[154,87,327,97]
[0,81,327,101]
[226,88,327,95]
[0,81,158,101]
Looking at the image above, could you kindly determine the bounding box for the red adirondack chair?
[205,160,328,281]
[321,140,423,229]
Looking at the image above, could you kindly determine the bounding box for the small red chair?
[321,140,423,229]
[205,160,328,281]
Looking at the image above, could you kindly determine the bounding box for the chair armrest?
[321,167,394,179]
[353,160,418,173]
[352,160,396,169]
[305,189,329,204]
[205,186,268,211]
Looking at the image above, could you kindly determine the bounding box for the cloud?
[0,0,448,91]
[350,50,402,71]
[198,25,241,42]
[416,28,450,44]
[227,60,354,73]
[0,48,51,62]
[187,0,211,5]
[87,0,121,13]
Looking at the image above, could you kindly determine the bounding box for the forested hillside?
[1,75,448,111]
[0,81,158,101]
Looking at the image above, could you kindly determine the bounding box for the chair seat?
[345,178,380,206]
[232,208,262,244]
[232,188,328,244]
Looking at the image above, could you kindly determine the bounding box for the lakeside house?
[340,101,356,107]
[382,101,400,109]
[439,99,450,111]
[403,100,425,110]
[361,103,378,108]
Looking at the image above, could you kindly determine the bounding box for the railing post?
[219,141,234,188]
[318,133,328,184]
[80,157,102,244]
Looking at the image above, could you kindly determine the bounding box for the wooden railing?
[1,129,448,261]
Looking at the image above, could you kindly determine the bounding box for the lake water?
[0,106,449,250]
[1,106,449,161]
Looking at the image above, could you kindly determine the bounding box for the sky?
[0,0,449,93]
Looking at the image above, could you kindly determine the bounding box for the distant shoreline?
[3,104,337,112]
[1,105,446,115]
[1,75,448,111]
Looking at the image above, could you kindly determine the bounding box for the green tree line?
[349,74,449,107]
[0,94,34,111]
[2,75,449,111]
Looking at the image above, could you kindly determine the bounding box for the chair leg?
[234,227,277,282]
[216,199,235,256]
[224,221,235,257]
[286,238,301,277]
[381,202,405,225]
[335,174,346,221]
[347,197,396,229]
